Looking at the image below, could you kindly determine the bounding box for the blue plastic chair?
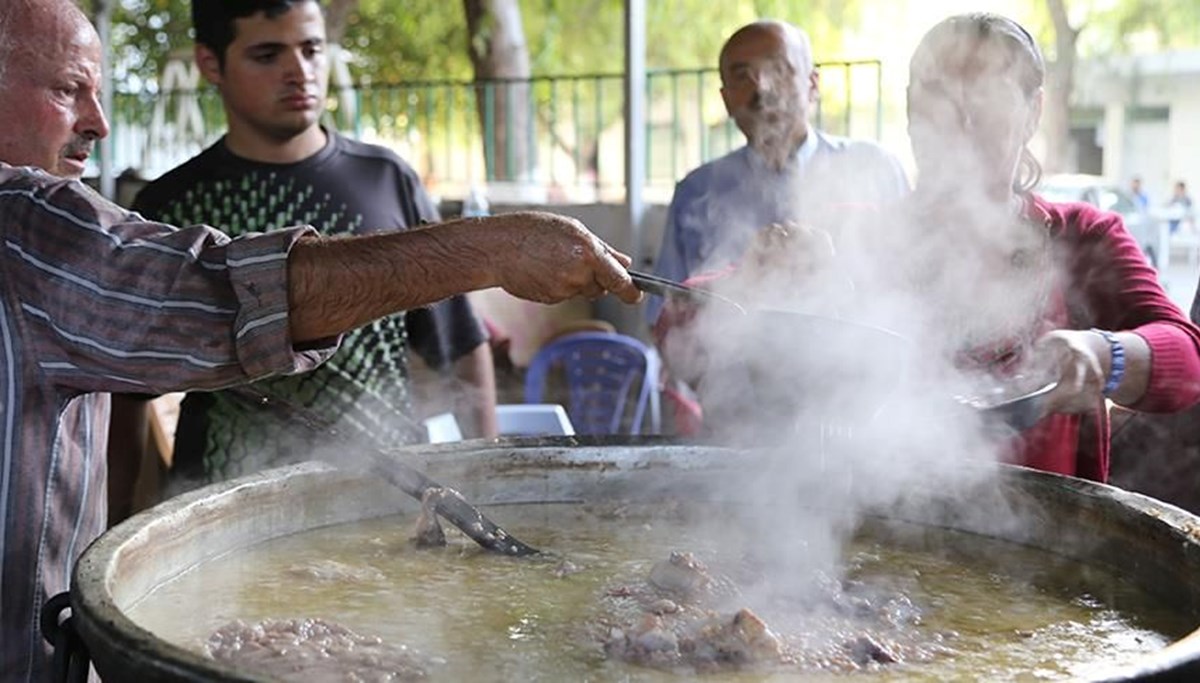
[523,332,661,435]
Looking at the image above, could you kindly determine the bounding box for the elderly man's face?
[0,8,108,178]
[720,27,817,164]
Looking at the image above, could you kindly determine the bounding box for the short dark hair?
[192,0,322,67]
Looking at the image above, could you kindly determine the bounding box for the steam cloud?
[656,46,1069,594]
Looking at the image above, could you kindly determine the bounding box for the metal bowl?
[972,380,1059,433]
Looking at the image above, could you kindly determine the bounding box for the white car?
[1037,173,1158,267]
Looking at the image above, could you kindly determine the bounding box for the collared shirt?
[0,164,334,681]
[646,130,910,322]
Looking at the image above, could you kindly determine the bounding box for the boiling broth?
[127,502,1194,681]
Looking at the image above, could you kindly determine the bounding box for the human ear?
[195,45,223,87]
[1024,87,1044,141]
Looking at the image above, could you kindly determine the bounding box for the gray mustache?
[62,140,94,158]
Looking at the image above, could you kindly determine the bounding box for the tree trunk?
[324,0,358,46]
[322,0,360,133]
[462,0,533,183]
[1045,0,1080,174]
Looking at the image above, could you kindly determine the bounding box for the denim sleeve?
[646,185,692,325]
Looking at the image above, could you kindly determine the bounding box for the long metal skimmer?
[227,386,540,556]
[628,270,747,314]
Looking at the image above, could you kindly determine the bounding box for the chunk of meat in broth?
[647,551,738,603]
[602,552,784,672]
[845,633,901,666]
[206,618,435,682]
[412,487,447,547]
[604,614,683,668]
[599,553,924,674]
[685,608,785,671]
[605,608,785,673]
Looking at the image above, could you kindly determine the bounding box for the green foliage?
[97,0,193,90]
[1023,0,1200,61]
[1083,0,1200,54]
[344,0,470,83]
[93,0,869,90]
[514,0,863,77]
[89,0,1200,91]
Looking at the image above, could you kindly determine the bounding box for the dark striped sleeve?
[0,168,333,395]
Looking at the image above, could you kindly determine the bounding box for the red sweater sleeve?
[1052,198,1200,411]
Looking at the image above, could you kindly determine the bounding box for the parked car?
[1037,173,1158,267]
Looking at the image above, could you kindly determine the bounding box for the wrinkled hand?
[745,222,836,277]
[1032,329,1109,414]
[728,222,847,312]
[489,211,642,305]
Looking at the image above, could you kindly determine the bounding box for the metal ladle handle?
[227,386,541,556]
[628,270,747,314]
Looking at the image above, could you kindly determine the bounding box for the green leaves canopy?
[89,0,864,88]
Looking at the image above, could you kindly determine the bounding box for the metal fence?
[102,61,883,204]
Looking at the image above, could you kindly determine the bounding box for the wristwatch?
[1091,328,1126,396]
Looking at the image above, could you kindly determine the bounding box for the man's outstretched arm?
[288,211,640,343]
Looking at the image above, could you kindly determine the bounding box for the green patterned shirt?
[133,130,485,483]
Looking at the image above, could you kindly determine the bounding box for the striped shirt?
[0,163,333,681]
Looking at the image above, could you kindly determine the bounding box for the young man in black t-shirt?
[120,0,497,488]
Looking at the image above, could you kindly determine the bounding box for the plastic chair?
[496,404,576,436]
[523,332,661,435]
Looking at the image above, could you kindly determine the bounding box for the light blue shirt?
[646,130,909,323]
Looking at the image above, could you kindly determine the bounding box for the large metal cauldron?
[70,437,1200,681]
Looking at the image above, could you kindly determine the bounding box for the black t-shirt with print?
[134,130,485,482]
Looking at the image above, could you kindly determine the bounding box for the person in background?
[645,19,908,433]
[878,12,1200,481]
[646,19,908,325]
[119,0,497,497]
[669,13,1200,478]
[651,220,850,435]
[0,0,641,677]
[1167,179,1193,234]
[1130,176,1149,211]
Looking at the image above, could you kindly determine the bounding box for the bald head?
[719,20,813,84]
[0,0,93,83]
[718,19,819,170]
[0,0,109,177]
